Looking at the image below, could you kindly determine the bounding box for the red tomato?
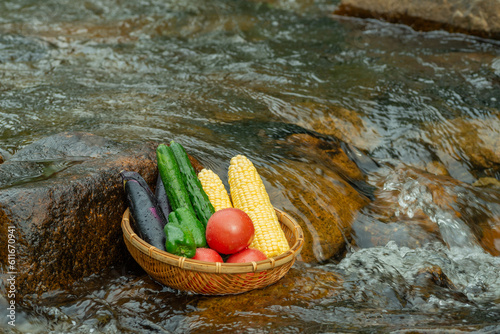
[226,248,267,263]
[206,208,255,254]
[192,248,223,263]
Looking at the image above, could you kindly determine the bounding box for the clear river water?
[0,0,499,333]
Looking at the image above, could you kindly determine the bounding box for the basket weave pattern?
[122,208,304,295]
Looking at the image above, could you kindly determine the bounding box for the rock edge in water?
[0,132,159,297]
[335,0,500,40]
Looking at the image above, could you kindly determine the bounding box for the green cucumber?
[169,141,215,226]
[156,144,196,217]
[169,207,206,248]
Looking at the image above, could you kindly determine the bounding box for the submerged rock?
[0,132,160,297]
[0,132,124,189]
[353,165,500,256]
[335,0,500,40]
[283,133,367,182]
[263,134,371,262]
[336,241,500,312]
[481,221,500,256]
[190,263,342,331]
[0,148,11,165]
[352,215,442,249]
[415,265,457,290]
[0,34,50,63]
[424,115,500,182]
[296,103,381,152]
[473,177,500,189]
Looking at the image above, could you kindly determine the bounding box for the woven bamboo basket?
[121,207,304,295]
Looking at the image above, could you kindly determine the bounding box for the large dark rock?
[335,0,500,40]
[0,132,160,297]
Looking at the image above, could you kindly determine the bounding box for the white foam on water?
[383,168,482,250]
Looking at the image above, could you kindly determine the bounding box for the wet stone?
[0,132,125,189]
[351,214,442,249]
[426,115,500,177]
[0,34,50,63]
[473,177,500,189]
[359,165,500,256]
[0,132,160,297]
[0,148,11,165]
[335,0,500,40]
[480,223,500,256]
[262,134,371,262]
[189,263,342,331]
[410,265,473,306]
[296,103,381,152]
[415,266,457,290]
[9,131,123,161]
[283,133,367,182]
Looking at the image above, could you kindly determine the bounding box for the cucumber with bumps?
[156,143,196,217]
[169,141,215,226]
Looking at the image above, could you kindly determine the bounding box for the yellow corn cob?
[228,155,289,258]
[198,168,233,211]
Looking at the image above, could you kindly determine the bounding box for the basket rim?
[121,207,304,274]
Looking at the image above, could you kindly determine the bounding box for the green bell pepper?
[169,207,206,248]
[164,221,196,258]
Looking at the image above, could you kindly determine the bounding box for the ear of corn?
[198,168,233,211]
[228,155,290,258]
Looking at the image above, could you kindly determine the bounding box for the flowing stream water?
[1,0,500,333]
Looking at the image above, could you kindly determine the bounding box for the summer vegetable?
[120,171,167,251]
[192,248,224,262]
[170,141,215,226]
[206,208,255,255]
[164,221,196,258]
[156,143,196,216]
[155,173,171,220]
[226,248,267,263]
[168,207,207,248]
[120,170,151,190]
[198,168,233,212]
[228,155,290,258]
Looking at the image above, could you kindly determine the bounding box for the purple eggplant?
[120,171,167,251]
[155,173,171,220]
